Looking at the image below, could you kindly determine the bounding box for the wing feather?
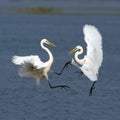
[12,55,45,80]
[81,56,98,81]
[83,24,103,68]
[12,55,44,69]
[80,24,103,81]
[18,62,44,79]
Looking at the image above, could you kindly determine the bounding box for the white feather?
[12,55,44,69]
[12,55,45,81]
[80,24,103,81]
[83,24,103,68]
[81,56,98,81]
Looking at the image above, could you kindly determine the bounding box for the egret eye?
[75,48,78,51]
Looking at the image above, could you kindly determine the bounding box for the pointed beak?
[47,40,56,47]
[69,47,77,55]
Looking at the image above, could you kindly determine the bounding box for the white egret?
[54,25,103,95]
[12,39,70,90]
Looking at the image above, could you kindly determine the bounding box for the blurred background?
[0,0,120,120]
[0,0,120,15]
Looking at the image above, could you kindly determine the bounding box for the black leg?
[52,61,71,75]
[89,81,96,96]
[48,81,70,90]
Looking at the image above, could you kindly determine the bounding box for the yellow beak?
[69,47,77,54]
[47,40,56,47]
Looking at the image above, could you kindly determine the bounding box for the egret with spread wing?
[54,25,103,95]
[12,39,70,90]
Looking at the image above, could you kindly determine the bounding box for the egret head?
[69,46,83,55]
[41,39,56,47]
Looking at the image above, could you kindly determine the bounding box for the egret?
[54,25,103,95]
[12,39,70,90]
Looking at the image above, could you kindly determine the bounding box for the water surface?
[0,1,120,120]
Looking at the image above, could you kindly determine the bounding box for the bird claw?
[54,72,61,75]
[48,81,70,90]
[60,85,71,90]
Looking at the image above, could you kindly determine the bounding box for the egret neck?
[41,41,54,67]
[75,46,85,65]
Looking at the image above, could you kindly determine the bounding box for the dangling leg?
[48,81,70,90]
[89,81,96,96]
[51,61,71,75]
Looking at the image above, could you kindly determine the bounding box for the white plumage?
[83,25,103,69]
[12,55,44,68]
[12,39,70,90]
[12,39,55,85]
[12,55,45,79]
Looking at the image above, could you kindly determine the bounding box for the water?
[0,1,120,120]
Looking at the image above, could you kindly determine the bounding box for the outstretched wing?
[12,55,45,81]
[18,61,45,79]
[81,25,103,81]
[83,24,103,68]
[12,55,44,69]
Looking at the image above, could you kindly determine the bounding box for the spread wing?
[83,24,103,68]
[81,25,103,81]
[12,55,45,80]
[12,55,44,69]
